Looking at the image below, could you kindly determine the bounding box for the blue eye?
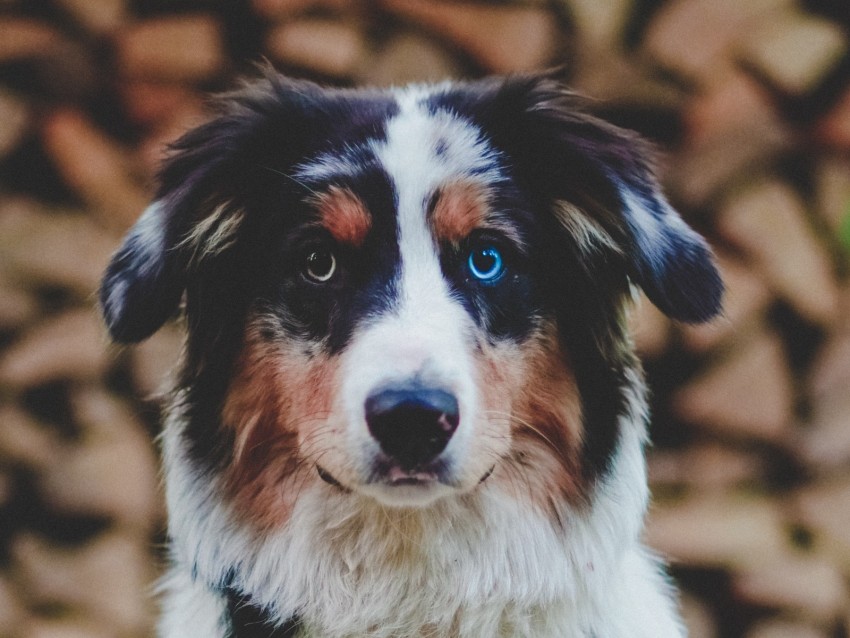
[468,246,504,282]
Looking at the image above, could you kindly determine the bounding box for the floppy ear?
[437,75,723,323]
[99,107,246,343]
[101,88,268,343]
[595,155,723,323]
[100,200,185,342]
[528,79,723,323]
[101,73,338,343]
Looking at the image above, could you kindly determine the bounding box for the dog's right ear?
[101,73,337,343]
[101,92,261,343]
[99,106,242,343]
[100,200,186,343]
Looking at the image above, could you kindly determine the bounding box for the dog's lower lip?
[386,466,437,485]
[390,477,431,486]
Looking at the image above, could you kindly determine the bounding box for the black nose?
[365,387,460,469]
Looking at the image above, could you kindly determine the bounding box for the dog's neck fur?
[156,376,684,638]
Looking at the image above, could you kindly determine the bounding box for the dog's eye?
[467,245,504,282]
[303,248,337,283]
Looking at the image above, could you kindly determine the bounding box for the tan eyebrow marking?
[428,180,491,244]
[311,186,372,247]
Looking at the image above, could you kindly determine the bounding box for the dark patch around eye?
[443,235,539,343]
[263,165,401,355]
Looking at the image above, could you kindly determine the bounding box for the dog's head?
[102,73,721,526]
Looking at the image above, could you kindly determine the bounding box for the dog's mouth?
[385,466,440,486]
[478,465,495,483]
[315,464,496,490]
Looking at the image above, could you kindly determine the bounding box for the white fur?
[552,200,622,257]
[293,147,372,185]
[180,200,244,263]
[618,187,700,274]
[336,91,503,506]
[131,201,169,274]
[157,565,230,638]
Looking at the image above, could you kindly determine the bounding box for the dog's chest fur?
[160,406,683,638]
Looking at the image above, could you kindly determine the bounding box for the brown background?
[0,1,849,636]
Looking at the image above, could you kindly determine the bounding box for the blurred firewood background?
[0,0,849,636]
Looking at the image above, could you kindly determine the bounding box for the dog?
[100,71,722,638]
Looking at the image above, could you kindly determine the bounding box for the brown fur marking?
[222,322,341,530]
[428,180,491,244]
[477,327,585,518]
[222,318,583,529]
[312,186,372,247]
[512,328,584,509]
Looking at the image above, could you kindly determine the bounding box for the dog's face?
[102,74,721,528]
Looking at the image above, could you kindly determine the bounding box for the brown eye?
[303,248,337,283]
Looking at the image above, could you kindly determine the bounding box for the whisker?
[259,164,321,197]
[482,409,562,456]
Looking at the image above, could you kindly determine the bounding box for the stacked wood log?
[0,1,848,636]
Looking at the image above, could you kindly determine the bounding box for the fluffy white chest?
[161,486,683,637]
[248,488,583,637]
[160,409,683,638]
[160,504,683,638]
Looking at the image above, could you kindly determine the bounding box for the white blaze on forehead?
[372,88,500,323]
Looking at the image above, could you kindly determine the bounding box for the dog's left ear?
[524,79,722,323]
[447,75,723,323]
[588,149,724,324]
[527,78,723,323]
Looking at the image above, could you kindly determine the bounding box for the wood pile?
[0,1,848,636]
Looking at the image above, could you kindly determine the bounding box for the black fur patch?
[437,183,542,343]
[227,590,300,638]
[263,163,401,354]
